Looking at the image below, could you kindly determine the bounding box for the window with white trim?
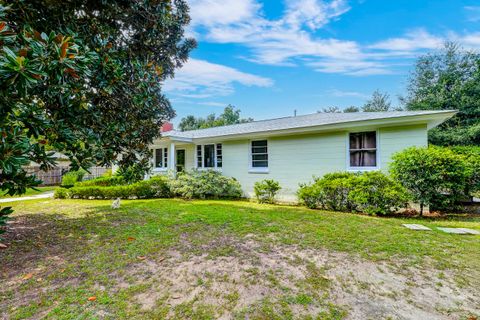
[349,131,377,167]
[196,144,222,168]
[251,140,268,168]
[154,148,168,168]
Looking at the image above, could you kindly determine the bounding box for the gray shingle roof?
[164,110,455,140]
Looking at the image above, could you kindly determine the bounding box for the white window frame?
[153,147,168,171]
[346,130,380,171]
[249,139,269,174]
[195,143,222,170]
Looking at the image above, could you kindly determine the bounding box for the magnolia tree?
[0,1,195,237]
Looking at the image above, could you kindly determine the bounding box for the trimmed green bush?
[55,176,171,199]
[298,172,357,212]
[169,170,242,199]
[390,146,468,214]
[347,171,409,215]
[75,176,125,187]
[254,179,281,204]
[298,171,408,215]
[61,169,87,188]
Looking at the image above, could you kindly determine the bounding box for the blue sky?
[163,0,480,124]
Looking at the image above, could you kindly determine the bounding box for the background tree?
[403,42,480,146]
[343,106,360,113]
[178,105,253,131]
[0,1,195,236]
[362,90,392,112]
[319,106,341,113]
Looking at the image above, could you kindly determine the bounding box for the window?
[196,144,222,169]
[349,131,377,168]
[196,145,202,167]
[154,148,168,168]
[251,140,268,168]
[204,144,215,168]
[216,144,222,167]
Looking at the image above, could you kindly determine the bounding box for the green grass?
[0,198,479,319]
[0,186,57,199]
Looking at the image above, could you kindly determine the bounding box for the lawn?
[0,186,57,199]
[0,198,479,319]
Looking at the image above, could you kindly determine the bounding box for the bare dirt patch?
[115,235,479,319]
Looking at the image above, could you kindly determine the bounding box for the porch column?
[169,142,176,175]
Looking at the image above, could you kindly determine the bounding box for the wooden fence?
[24,166,109,186]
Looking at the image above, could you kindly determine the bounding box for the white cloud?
[328,89,369,98]
[186,1,480,76]
[369,29,443,52]
[283,0,351,30]
[196,101,228,107]
[188,0,260,26]
[465,6,480,22]
[163,59,273,98]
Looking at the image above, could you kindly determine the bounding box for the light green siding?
[378,124,427,170]
[150,124,428,202]
[221,132,346,201]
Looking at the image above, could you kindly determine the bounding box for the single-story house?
[150,110,455,202]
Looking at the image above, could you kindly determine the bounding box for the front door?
[176,149,185,172]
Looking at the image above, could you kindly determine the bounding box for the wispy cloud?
[187,1,480,76]
[163,59,273,98]
[327,89,369,99]
[465,6,480,22]
[196,101,228,107]
[187,0,384,74]
[369,29,443,53]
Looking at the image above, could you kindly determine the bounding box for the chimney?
[161,122,174,132]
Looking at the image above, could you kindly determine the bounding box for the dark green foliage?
[61,169,86,187]
[348,171,409,215]
[74,176,125,187]
[298,172,357,212]
[254,179,282,204]
[298,171,408,215]
[178,105,253,131]
[448,146,480,198]
[390,146,469,214]
[115,164,147,184]
[0,1,195,230]
[55,176,171,199]
[169,170,243,199]
[404,43,480,146]
[362,90,392,112]
[0,206,13,239]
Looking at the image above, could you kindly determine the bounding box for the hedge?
[55,176,171,199]
[169,169,242,199]
[298,171,409,215]
[74,176,125,187]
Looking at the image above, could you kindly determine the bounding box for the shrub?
[169,170,242,199]
[390,146,468,214]
[254,179,281,203]
[61,169,87,188]
[75,176,125,187]
[347,171,409,215]
[57,176,171,200]
[54,187,69,199]
[451,146,480,198]
[115,164,146,184]
[298,171,408,215]
[298,172,357,211]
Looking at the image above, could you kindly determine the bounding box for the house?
[150,110,456,202]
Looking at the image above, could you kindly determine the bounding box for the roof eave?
[190,111,457,143]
